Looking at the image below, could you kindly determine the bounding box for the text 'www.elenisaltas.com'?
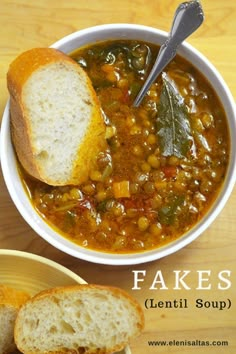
[147,339,229,348]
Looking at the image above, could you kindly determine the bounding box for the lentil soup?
[21,40,229,253]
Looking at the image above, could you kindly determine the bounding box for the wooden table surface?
[1,1,236,353]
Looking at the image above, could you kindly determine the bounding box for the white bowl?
[1,24,236,265]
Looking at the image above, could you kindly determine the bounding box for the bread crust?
[14,284,144,354]
[7,48,106,185]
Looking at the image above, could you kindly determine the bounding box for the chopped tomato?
[162,166,177,178]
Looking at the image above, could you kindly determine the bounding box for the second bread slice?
[0,285,30,354]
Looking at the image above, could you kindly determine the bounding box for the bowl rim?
[0,248,87,284]
[1,23,236,265]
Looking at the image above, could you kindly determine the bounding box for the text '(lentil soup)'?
[22,40,229,253]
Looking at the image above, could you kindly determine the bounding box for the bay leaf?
[157,73,195,158]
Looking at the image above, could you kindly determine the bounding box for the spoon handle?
[133,0,204,107]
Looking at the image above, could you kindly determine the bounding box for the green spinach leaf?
[158,195,185,225]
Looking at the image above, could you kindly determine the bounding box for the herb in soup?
[22,40,229,253]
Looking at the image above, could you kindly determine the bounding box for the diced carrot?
[113,181,131,198]
[101,63,114,73]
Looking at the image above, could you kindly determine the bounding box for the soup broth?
[21,40,229,253]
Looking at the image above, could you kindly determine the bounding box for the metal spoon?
[133,0,204,107]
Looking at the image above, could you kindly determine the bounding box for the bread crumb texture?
[14,284,144,354]
[7,48,106,186]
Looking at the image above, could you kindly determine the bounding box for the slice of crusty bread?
[7,47,106,186]
[14,284,144,354]
[0,285,30,354]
